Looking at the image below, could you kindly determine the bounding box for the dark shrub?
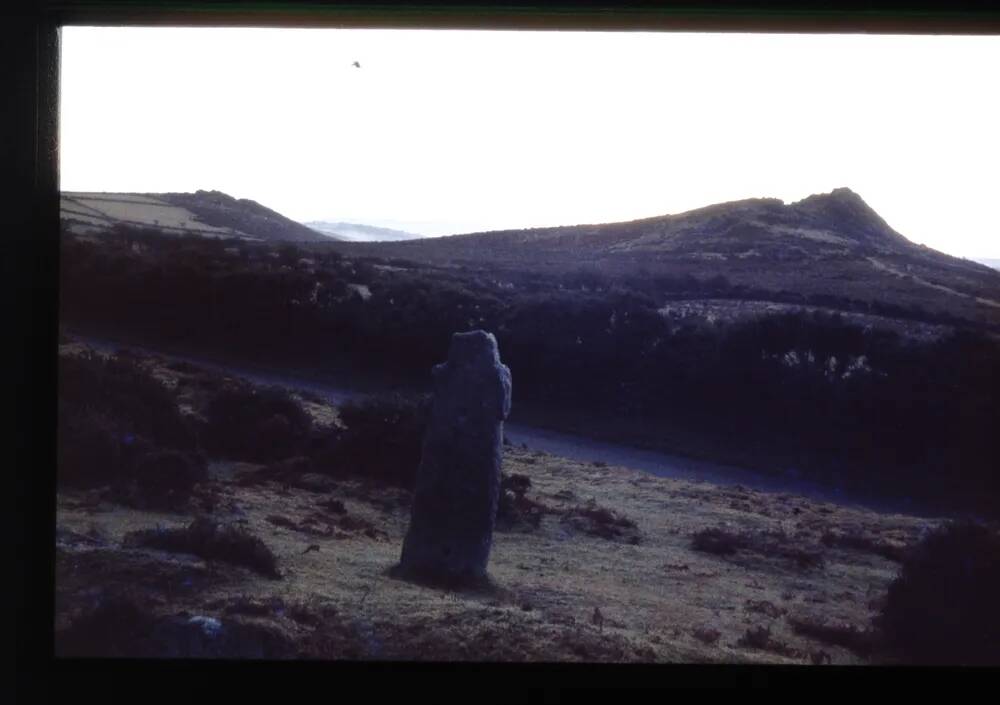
[692,627,721,645]
[58,351,196,451]
[502,472,532,499]
[166,359,203,374]
[57,402,124,488]
[124,517,281,579]
[56,593,295,658]
[117,449,209,510]
[874,521,1000,665]
[324,393,430,488]
[497,472,547,532]
[57,400,205,511]
[202,383,312,462]
[691,528,747,556]
[257,413,293,452]
[318,498,348,515]
[55,593,158,658]
[147,614,295,659]
[737,624,773,650]
[57,350,207,502]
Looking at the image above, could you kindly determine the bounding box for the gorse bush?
[56,349,319,502]
[58,351,196,451]
[202,383,313,462]
[57,401,124,488]
[874,521,1000,665]
[117,448,209,510]
[58,406,206,508]
[57,352,197,490]
[690,527,747,556]
[325,393,431,488]
[54,593,159,658]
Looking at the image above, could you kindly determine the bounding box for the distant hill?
[975,258,1000,271]
[61,190,329,243]
[327,188,1000,328]
[305,221,424,242]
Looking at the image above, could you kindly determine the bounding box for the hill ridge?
[323,187,1000,327]
[61,189,329,243]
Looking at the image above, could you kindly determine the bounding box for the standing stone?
[398,330,512,584]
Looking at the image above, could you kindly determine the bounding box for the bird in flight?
[352,61,361,68]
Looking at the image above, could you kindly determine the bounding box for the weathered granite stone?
[398,330,512,584]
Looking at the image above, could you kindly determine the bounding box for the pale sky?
[60,27,1000,258]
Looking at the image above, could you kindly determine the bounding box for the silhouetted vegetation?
[496,472,548,532]
[58,351,196,452]
[691,528,747,556]
[57,351,199,496]
[57,403,124,489]
[202,382,313,463]
[322,394,430,488]
[873,521,1000,665]
[55,593,160,658]
[116,448,208,510]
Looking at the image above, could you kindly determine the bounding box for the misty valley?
[53,189,1000,664]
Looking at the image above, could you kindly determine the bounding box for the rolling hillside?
[327,188,1000,328]
[60,186,1000,327]
[61,190,329,243]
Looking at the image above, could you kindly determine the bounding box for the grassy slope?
[54,348,936,663]
[60,191,330,243]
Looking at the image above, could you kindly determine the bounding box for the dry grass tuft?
[561,499,641,544]
[736,625,799,658]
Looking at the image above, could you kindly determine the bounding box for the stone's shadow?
[386,562,499,596]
